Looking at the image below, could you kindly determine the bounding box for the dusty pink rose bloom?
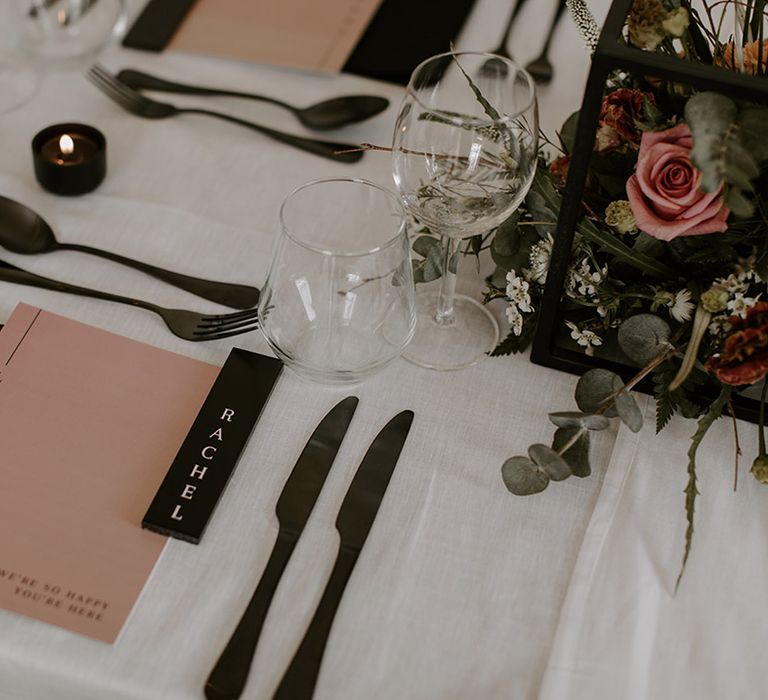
[626,123,729,241]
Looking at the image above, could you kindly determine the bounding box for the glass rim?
[404,51,537,127]
[279,177,407,258]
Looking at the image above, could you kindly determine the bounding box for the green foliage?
[534,168,677,279]
[653,364,677,433]
[529,444,572,481]
[615,393,644,433]
[410,235,457,283]
[617,314,672,366]
[676,386,731,591]
[490,213,538,271]
[685,93,768,218]
[552,427,591,477]
[558,110,580,154]
[501,456,550,495]
[451,53,506,131]
[548,412,610,430]
[653,363,708,433]
[490,313,538,355]
[575,369,623,417]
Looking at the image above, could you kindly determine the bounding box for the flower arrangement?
[478,0,768,583]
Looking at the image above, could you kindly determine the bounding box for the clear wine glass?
[15,0,127,67]
[392,51,538,370]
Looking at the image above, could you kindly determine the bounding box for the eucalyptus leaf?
[412,258,426,284]
[492,225,537,272]
[525,190,558,239]
[548,412,610,430]
[617,314,672,366]
[615,393,643,432]
[575,368,622,417]
[425,246,444,282]
[552,427,591,477]
[739,107,768,163]
[528,443,572,481]
[448,251,459,275]
[412,235,440,258]
[725,188,755,218]
[470,234,482,258]
[501,456,550,495]
[493,215,522,256]
[490,265,508,289]
[685,92,761,195]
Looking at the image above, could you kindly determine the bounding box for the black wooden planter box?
[529,0,768,423]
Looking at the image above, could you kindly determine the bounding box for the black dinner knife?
[204,396,359,700]
[273,409,415,700]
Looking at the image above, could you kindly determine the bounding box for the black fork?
[0,259,261,342]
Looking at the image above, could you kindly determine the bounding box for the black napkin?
[122,0,477,85]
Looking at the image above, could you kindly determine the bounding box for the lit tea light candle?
[58,134,75,162]
[32,123,106,195]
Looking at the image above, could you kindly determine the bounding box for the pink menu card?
[0,304,219,643]
[168,0,384,72]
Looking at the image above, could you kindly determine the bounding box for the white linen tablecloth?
[539,397,767,700]
[13,1,763,699]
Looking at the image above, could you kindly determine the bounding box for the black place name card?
[143,348,282,543]
[123,0,198,51]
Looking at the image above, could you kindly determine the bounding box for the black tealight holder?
[529,0,768,424]
[32,123,106,196]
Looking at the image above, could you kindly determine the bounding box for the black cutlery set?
[0,65,393,338]
[205,398,414,700]
[88,64,382,163]
[0,0,567,338]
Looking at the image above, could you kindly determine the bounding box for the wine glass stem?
[435,235,460,327]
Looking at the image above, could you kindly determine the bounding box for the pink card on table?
[0,304,219,643]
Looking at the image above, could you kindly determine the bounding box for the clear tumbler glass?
[258,178,416,384]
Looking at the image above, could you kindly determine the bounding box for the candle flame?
[59,134,74,155]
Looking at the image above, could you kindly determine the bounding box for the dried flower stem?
[334,143,503,169]
[727,397,741,491]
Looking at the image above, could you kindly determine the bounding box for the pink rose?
[626,123,729,241]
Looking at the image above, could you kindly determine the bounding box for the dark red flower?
[706,302,768,386]
[549,155,570,186]
[595,88,654,152]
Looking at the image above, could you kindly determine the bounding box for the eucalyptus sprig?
[502,313,675,495]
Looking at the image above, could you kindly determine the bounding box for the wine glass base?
[403,291,500,371]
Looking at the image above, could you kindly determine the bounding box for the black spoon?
[116,69,390,131]
[0,195,260,309]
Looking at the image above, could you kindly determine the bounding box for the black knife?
[204,396,359,700]
[273,410,415,700]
